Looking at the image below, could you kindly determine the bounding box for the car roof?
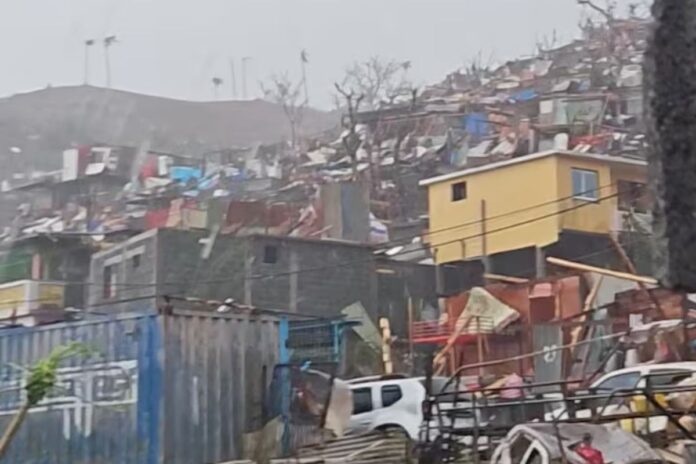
[346,375,447,388]
[349,378,423,388]
[593,362,696,381]
[346,374,409,385]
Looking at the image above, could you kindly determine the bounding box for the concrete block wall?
[88,229,159,313]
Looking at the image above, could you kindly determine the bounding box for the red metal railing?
[411,317,496,344]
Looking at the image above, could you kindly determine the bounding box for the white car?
[346,375,478,441]
[547,362,696,421]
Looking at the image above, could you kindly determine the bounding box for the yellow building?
[419,150,648,269]
[0,280,65,326]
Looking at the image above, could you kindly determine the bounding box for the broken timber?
[546,257,658,285]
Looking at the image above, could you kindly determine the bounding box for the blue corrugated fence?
[0,314,161,464]
[0,311,280,463]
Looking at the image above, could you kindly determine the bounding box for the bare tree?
[460,52,494,86]
[392,89,419,218]
[339,57,412,110]
[334,83,364,179]
[577,0,616,22]
[536,30,560,54]
[261,73,307,151]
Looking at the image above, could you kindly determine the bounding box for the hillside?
[0,85,338,171]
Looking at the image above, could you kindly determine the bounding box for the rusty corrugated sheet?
[270,431,410,464]
[0,314,161,464]
[613,287,685,320]
[444,276,583,377]
[162,310,279,464]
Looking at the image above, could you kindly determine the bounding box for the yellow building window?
[571,168,599,200]
[451,181,467,202]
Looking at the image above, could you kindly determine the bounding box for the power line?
[129,186,625,286]
[0,185,635,293]
[0,183,613,286]
[409,191,620,258]
[0,181,615,278]
[143,190,622,286]
[389,183,617,245]
[0,223,649,317]
[7,236,646,321]
[100,189,624,287]
[500,231,648,280]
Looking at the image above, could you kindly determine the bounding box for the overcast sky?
[0,0,637,109]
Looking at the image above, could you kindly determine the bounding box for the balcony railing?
[412,317,497,344]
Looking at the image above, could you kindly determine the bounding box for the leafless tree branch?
[338,56,412,110]
[261,72,306,151]
[577,0,616,21]
[334,83,365,179]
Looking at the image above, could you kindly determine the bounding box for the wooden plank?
[546,257,658,285]
[407,298,414,369]
[569,275,603,348]
[380,318,393,374]
[476,317,484,377]
[484,273,530,284]
[433,314,473,370]
[566,275,603,378]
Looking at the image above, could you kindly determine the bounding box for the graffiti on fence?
[0,360,138,439]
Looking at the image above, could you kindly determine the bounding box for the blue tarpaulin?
[464,112,490,139]
[170,166,202,183]
[509,89,538,102]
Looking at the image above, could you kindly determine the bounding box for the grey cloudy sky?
[0,0,636,109]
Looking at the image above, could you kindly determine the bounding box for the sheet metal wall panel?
[0,314,161,464]
[532,323,564,393]
[162,312,279,464]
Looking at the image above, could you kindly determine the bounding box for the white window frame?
[571,168,599,201]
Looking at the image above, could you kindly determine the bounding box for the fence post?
[279,317,291,455]
[332,321,341,364]
[279,317,290,364]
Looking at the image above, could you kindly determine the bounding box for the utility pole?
[241,56,252,99]
[229,58,237,98]
[300,49,310,104]
[83,39,95,84]
[103,35,118,88]
[212,77,223,100]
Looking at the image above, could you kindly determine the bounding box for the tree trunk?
[645,0,696,291]
[0,401,31,459]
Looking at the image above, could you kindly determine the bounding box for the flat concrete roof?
[418,150,647,187]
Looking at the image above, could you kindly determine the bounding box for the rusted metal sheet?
[440,276,583,377]
[270,430,410,464]
[162,310,279,464]
[612,287,685,321]
[0,314,161,464]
